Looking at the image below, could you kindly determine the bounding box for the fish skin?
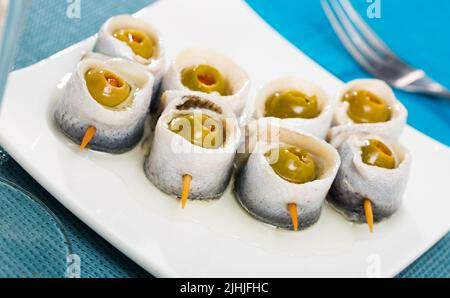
[327,189,397,224]
[54,110,146,154]
[145,157,234,200]
[54,55,154,154]
[232,122,341,231]
[327,79,410,222]
[329,79,407,142]
[327,134,411,223]
[235,163,322,231]
[252,76,333,140]
[161,48,251,118]
[144,91,240,201]
[93,14,166,100]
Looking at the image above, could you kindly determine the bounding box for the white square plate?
[1,0,449,277]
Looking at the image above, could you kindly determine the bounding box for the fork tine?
[321,0,375,73]
[328,0,386,65]
[324,0,450,98]
[339,0,396,58]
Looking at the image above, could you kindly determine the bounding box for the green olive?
[265,146,316,184]
[85,69,131,107]
[181,65,228,96]
[168,113,224,149]
[113,28,154,59]
[265,90,320,119]
[361,139,396,169]
[342,90,391,123]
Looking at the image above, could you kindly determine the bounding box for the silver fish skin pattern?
[54,110,146,154]
[328,135,411,223]
[235,164,322,231]
[144,91,240,201]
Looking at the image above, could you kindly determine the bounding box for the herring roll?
[94,15,166,91]
[161,48,251,116]
[54,55,154,153]
[329,79,407,142]
[328,133,411,230]
[235,119,341,231]
[253,76,333,139]
[145,91,240,206]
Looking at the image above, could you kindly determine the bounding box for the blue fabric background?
[247,0,450,145]
[0,0,447,277]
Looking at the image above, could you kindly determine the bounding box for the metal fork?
[321,0,450,99]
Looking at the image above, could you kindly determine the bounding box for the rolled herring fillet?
[145,91,240,200]
[235,119,341,230]
[329,79,407,142]
[94,15,166,95]
[161,48,250,117]
[328,133,411,223]
[54,55,154,153]
[253,76,333,139]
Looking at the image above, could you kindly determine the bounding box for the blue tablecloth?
[1,0,448,277]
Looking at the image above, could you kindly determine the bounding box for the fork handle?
[403,88,450,100]
[401,78,450,99]
[419,89,450,99]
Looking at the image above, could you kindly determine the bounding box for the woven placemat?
[0,0,447,277]
[0,178,70,277]
[2,0,155,278]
